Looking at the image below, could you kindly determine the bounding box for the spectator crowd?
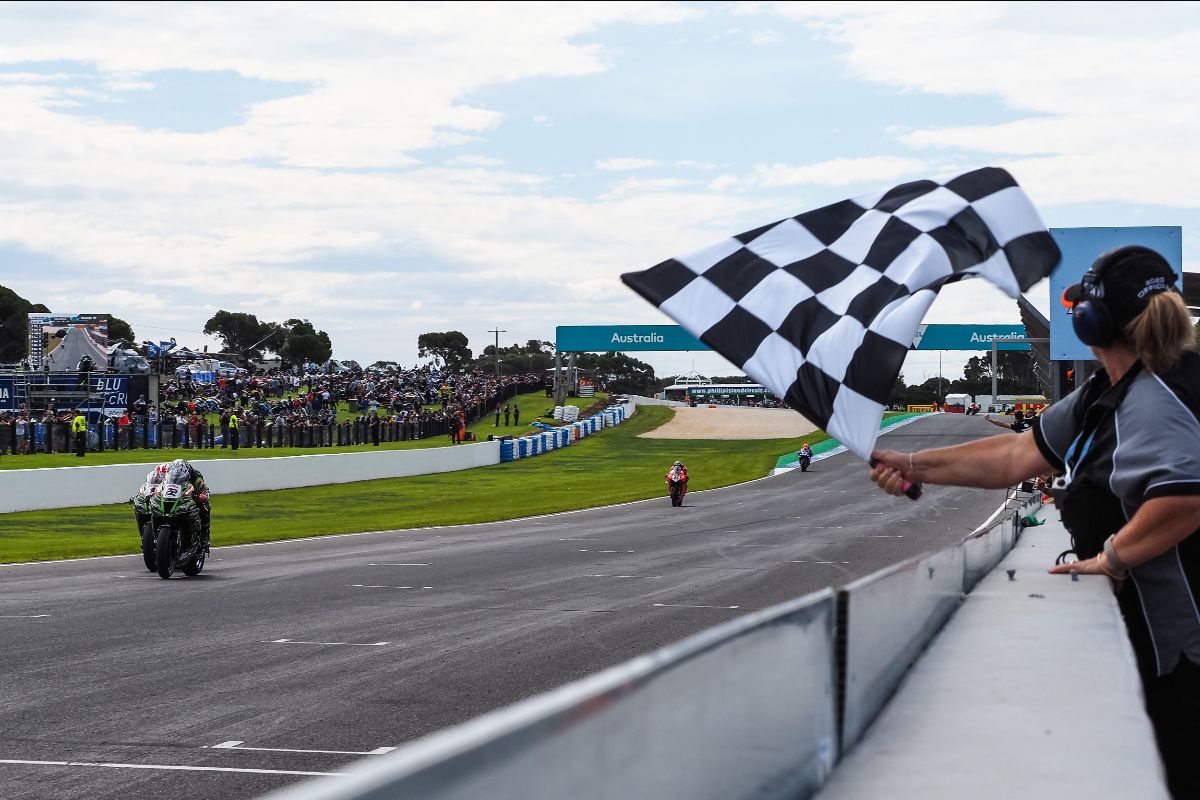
[0,364,543,455]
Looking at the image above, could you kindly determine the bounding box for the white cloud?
[0,3,724,362]
[709,174,738,192]
[602,177,697,196]
[748,30,782,45]
[749,156,929,187]
[763,2,1200,208]
[596,157,664,171]
[449,154,505,167]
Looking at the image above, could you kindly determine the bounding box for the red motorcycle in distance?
[666,464,688,507]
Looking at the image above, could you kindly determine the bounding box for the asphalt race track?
[0,414,1009,800]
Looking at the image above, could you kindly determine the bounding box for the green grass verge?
[0,405,824,564]
[0,389,604,471]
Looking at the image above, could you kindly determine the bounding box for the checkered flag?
[622,167,1060,459]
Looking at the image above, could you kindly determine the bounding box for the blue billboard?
[1049,226,1183,361]
[913,324,1029,351]
[556,325,710,352]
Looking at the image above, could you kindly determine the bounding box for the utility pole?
[488,328,506,378]
[938,350,943,408]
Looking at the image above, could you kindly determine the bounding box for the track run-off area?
[0,413,1007,800]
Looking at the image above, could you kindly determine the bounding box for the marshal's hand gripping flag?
[622,167,1061,469]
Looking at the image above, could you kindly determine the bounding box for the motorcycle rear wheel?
[140,524,156,572]
[155,526,176,580]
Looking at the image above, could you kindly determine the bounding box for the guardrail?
[260,493,1044,800]
[0,402,639,514]
[0,442,503,514]
[263,591,838,800]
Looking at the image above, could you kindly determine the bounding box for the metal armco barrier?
[258,492,1046,800]
[838,545,965,753]
[262,590,838,800]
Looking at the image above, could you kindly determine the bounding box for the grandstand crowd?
[0,365,544,454]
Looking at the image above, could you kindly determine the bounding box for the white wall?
[626,394,684,407]
[0,442,501,513]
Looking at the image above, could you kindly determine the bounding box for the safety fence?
[498,403,632,462]
[261,493,1042,800]
[0,379,544,456]
[0,417,455,455]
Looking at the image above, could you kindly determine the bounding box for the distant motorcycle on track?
[666,463,688,507]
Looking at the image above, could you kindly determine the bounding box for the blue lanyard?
[1063,427,1100,481]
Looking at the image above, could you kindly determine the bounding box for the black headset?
[1070,257,1117,347]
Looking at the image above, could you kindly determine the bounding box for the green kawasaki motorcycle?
[132,465,206,580]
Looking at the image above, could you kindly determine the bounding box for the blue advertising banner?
[1048,226,1183,361]
[912,324,1029,351]
[556,325,710,352]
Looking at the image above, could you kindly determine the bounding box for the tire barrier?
[499,403,633,463]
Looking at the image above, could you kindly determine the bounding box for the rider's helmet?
[674,460,683,467]
[166,458,191,482]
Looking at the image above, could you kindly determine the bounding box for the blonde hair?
[1123,291,1195,375]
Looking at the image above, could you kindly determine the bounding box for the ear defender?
[1071,294,1115,346]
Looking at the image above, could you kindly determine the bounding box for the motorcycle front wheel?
[140,524,156,572]
[183,547,205,576]
[155,526,176,580]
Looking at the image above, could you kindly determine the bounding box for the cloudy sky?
[1,1,1197,383]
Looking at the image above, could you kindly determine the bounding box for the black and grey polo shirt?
[1033,351,1200,678]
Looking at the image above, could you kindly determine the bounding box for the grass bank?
[0,405,824,564]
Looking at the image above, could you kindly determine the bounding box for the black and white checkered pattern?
[622,167,1061,459]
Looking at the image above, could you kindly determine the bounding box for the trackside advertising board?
[912,324,1029,351]
[1048,226,1183,361]
[556,325,710,352]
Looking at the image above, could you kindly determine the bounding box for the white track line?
[268,638,390,647]
[209,740,395,756]
[0,758,344,777]
[652,604,739,610]
[0,614,51,619]
[348,585,433,590]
